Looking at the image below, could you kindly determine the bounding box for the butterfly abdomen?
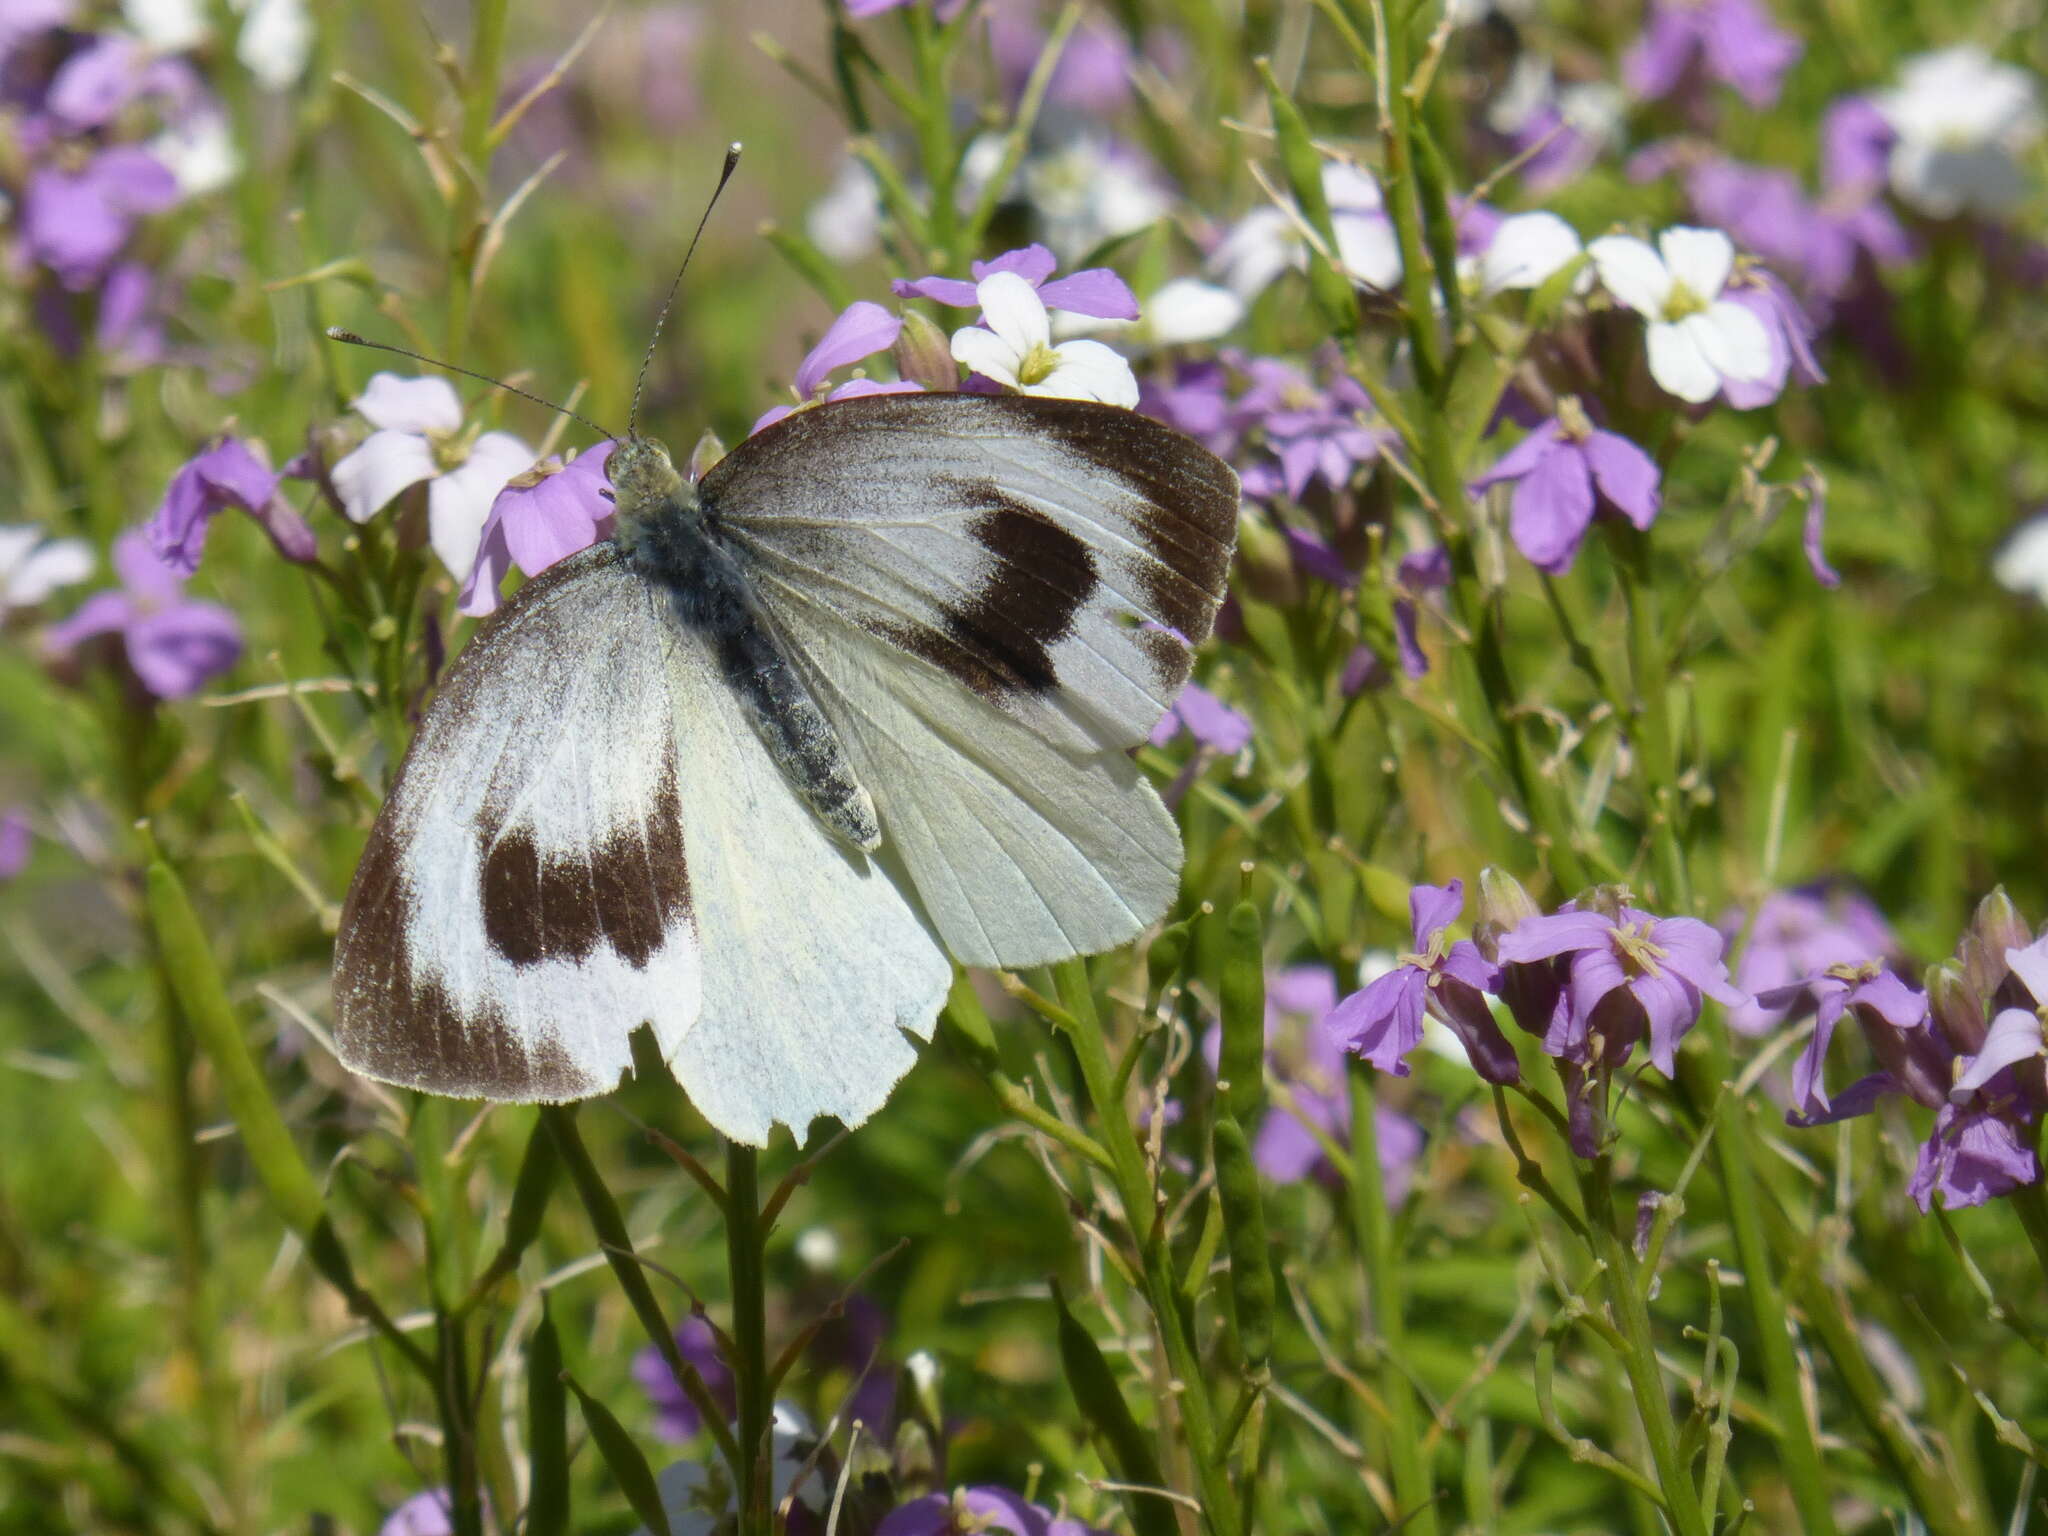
[621,471,881,855]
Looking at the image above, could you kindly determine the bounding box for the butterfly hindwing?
[702,393,1240,969]
[334,543,952,1138]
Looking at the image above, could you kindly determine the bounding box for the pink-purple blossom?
[751,301,920,435]
[632,1315,735,1442]
[1150,680,1251,753]
[878,1487,1107,1536]
[1624,0,1802,110]
[1722,884,1899,1036]
[1719,269,1825,409]
[893,244,1139,322]
[458,443,615,616]
[1232,358,1379,503]
[147,436,316,576]
[21,146,179,289]
[44,530,241,700]
[1328,881,1518,1082]
[1471,406,1660,574]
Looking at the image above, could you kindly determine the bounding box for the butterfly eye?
[599,488,616,503]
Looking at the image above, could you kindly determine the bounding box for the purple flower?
[879,1488,1108,1536]
[147,437,316,576]
[1328,882,1518,1082]
[1719,269,1824,410]
[1770,963,1929,1120]
[1471,403,1660,574]
[1723,884,1898,1036]
[1624,0,1801,110]
[894,244,1139,322]
[0,810,30,881]
[1496,902,1746,1078]
[1823,95,1897,195]
[329,374,535,581]
[1910,1105,2040,1212]
[44,531,241,700]
[1221,965,1424,1198]
[1139,359,1237,457]
[631,1315,736,1443]
[986,0,1133,113]
[1150,680,1250,753]
[22,146,179,290]
[752,302,919,436]
[379,1491,456,1536]
[844,0,970,18]
[1233,359,1379,503]
[94,260,168,368]
[459,442,615,616]
[807,1291,896,1434]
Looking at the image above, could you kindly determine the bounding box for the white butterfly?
[332,391,1239,1143]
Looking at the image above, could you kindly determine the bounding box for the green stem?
[1051,961,1244,1536]
[726,1143,772,1536]
[1612,528,1691,911]
[1683,1048,1839,1535]
[1580,1158,1710,1536]
[446,0,510,354]
[2009,1182,2048,1292]
[1350,1071,1438,1536]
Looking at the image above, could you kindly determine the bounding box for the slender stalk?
[1349,1071,1438,1536]
[1051,961,1244,1536]
[2008,1182,2048,1291]
[1579,1158,1710,1536]
[1612,528,1691,912]
[446,0,511,354]
[726,1143,772,1536]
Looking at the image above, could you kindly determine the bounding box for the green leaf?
[565,1370,670,1536]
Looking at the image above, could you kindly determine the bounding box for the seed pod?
[1254,57,1359,335]
[1051,1280,1177,1536]
[525,1299,570,1536]
[1212,1111,1276,1368]
[1217,901,1266,1127]
[495,1117,559,1272]
[1147,919,1193,1004]
[565,1370,669,1536]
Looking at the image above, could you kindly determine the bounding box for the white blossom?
[1588,227,1772,403]
[950,271,1140,408]
[1056,276,1245,350]
[0,526,93,617]
[1877,45,2043,218]
[1993,513,2048,605]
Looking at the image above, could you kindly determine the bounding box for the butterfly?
[332,389,1239,1143]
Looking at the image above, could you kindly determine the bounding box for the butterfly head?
[607,435,689,521]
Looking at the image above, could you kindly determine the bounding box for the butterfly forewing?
[704,394,1240,757]
[702,393,1240,968]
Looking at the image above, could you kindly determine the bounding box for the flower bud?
[1970,886,2030,958]
[891,309,957,393]
[1477,867,1542,943]
[687,427,727,483]
[1926,959,1988,1057]
[1232,502,1303,606]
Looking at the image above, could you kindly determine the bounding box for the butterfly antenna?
[326,328,620,443]
[628,141,743,440]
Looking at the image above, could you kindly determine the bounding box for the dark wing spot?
[333,812,592,1100]
[478,743,692,970]
[878,484,1098,700]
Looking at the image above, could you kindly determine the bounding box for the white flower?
[232,0,312,91]
[1474,210,1585,295]
[1993,512,2048,604]
[635,1404,823,1536]
[122,0,208,50]
[951,271,1140,408]
[1877,45,2044,218]
[1209,161,1403,301]
[0,526,93,617]
[1055,276,1245,350]
[150,108,239,197]
[805,157,882,264]
[1023,134,1169,263]
[330,373,535,582]
[1588,227,1772,404]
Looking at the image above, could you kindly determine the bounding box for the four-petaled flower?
[949,271,1139,408]
[1496,901,1745,1078]
[146,436,317,576]
[1150,680,1251,754]
[21,146,180,290]
[1472,398,1660,574]
[895,243,1139,322]
[1328,881,1518,1082]
[1875,45,2044,220]
[1590,226,1774,404]
[330,373,535,582]
[44,530,241,700]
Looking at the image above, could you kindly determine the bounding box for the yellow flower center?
[1016,342,1061,386]
[1661,280,1708,322]
[1611,919,1665,979]
[428,426,477,473]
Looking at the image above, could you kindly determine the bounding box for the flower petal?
[1408,881,1464,947]
[1646,319,1721,403]
[974,244,1059,285]
[949,325,1023,389]
[975,269,1052,355]
[1509,439,1596,573]
[1472,420,1563,490]
[427,431,534,580]
[1496,909,1615,963]
[1583,429,1662,529]
[794,300,902,398]
[1588,234,1673,317]
[4,537,93,607]
[1036,339,1139,407]
[1036,267,1141,320]
[353,372,462,434]
[1694,301,1774,384]
[126,599,242,699]
[331,430,435,524]
[1657,225,1735,300]
[1479,211,1582,293]
[1952,1007,2045,1100]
